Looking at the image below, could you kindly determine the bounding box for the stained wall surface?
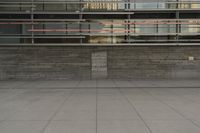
[0,46,199,80]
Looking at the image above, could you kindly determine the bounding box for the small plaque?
[92,51,107,79]
[188,56,194,61]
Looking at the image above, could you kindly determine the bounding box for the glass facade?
[0,0,200,44]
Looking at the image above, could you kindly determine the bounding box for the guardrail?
[0,0,200,45]
[1,0,200,11]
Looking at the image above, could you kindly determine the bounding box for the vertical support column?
[128,13,131,43]
[156,20,159,41]
[19,2,22,43]
[66,1,68,39]
[127,0,131,43]
[157,0,159,9]
[134,0,136,9]
[111,20,114,44]
[79,0,83,44]
[176,11,180,43]
[176,0,180,43]
[31,0,34,44]
[88,22,91,43]
[156,0,159,41]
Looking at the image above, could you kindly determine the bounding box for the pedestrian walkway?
[0,80,200,133]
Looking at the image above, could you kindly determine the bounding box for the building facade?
[1,0,200,44]
[0,0,200,80]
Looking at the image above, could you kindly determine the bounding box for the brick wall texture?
[0,46,200,80]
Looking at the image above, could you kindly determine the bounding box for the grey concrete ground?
[0,80,200,133]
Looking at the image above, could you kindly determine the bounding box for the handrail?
[1,0,200,45]
[1,20,200,25]
[1,1,200,4]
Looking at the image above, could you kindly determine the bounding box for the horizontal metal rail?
[1,21,200,25]
[0,18,199,21]
[0,1,200,45]
[0,11,135,14]
[0,36,85,39]
[0,5,35,8]
[1,9,200,14]
[1,1,200,4]
[0,19,86,22]
[1,33,200,36]
[1,43,200,47]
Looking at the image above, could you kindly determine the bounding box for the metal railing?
[1,0,200,12]
[0,0,200,45]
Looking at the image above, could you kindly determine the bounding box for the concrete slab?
[97,80,116,88]
[98,120,150,133]
[19,81,80,89]
[0,80,200,133]
[43,121,96,133]
[146,120,200,133]
[0,121,47,133]
[77,80,96,88]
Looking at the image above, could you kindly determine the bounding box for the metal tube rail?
[1,1,200,4]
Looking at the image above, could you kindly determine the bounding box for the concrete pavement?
[0,80,200,133]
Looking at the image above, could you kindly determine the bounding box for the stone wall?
[0,46,200,80]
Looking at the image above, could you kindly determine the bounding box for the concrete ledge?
[0,80,200,89]
[0,43,200,47]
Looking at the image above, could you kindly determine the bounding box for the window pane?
[44,4,66,11]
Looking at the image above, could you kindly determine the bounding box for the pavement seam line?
[142,88,200,130]
[40,89,75,133]
[112,80,153,133]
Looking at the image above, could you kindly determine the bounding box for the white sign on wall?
[92,51,107,79]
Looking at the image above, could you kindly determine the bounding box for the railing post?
[31,0,34,44]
